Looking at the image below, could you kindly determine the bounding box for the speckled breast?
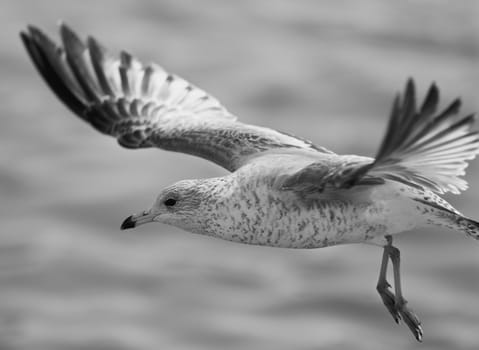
[205,179,393,249]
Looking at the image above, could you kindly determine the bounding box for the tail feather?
[415,197,479,240]
[371,79,479,194]
[456,217,479,240]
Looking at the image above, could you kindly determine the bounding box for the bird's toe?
[377,284,401,324]
[397,299,423,342]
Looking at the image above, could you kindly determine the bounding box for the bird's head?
[121,179,210,232]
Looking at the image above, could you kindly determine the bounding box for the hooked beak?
[121,210,157,230]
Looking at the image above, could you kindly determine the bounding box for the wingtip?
[419,82,440,115]
[448,98,462,115]
[463,113,476,124]
[429,81,439,96]
[120,50,133,66]
[19,30,29,41]
[59,21,71,37]
[25,25,57,50]
[59,21,83,47]
[26,24,44,40]
[19,30,32,54]
[58,20,70,34]
[86,35,98,48]
[405,77,415,91]
[26,24,39,34]
[405,78,416,95]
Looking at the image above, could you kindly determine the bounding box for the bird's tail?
[369,79,479,195]
[455,216,479,240]
[418,198,479,240]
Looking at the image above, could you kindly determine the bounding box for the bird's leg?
[376,236,401,323]
[388,239,423,342]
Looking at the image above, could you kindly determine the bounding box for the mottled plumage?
[21,23,479,343]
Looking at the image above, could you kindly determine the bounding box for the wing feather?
[371,79,479,194]
[280,154,383,194]
[282,79,478,195]
[21,23,329,171]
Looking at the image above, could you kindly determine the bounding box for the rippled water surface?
[1,1,479,349]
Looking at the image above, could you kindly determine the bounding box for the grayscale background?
[1,1,478,349]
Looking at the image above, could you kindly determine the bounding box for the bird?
[20,22,479,342]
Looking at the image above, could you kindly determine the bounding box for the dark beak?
[121,215,136,230]
[120,210,156,230]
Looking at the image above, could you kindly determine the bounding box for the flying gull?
[21,23,479,342]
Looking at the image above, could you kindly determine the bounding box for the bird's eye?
[164,198,177,207]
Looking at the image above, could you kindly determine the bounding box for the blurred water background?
[1,1,479,349]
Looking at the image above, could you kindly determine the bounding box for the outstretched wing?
[21,23,331,172]
[282,79,479,194]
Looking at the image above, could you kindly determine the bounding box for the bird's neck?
[176,176,238,236]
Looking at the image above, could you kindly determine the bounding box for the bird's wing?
[21,24,333,172]
[282,79,479,194]
[280,154,384,193]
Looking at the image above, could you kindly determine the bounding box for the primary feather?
[371,79,479,194]
[281,80,479,195]
[20,23,329,172]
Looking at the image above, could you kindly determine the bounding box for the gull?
[21,23,479,342]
